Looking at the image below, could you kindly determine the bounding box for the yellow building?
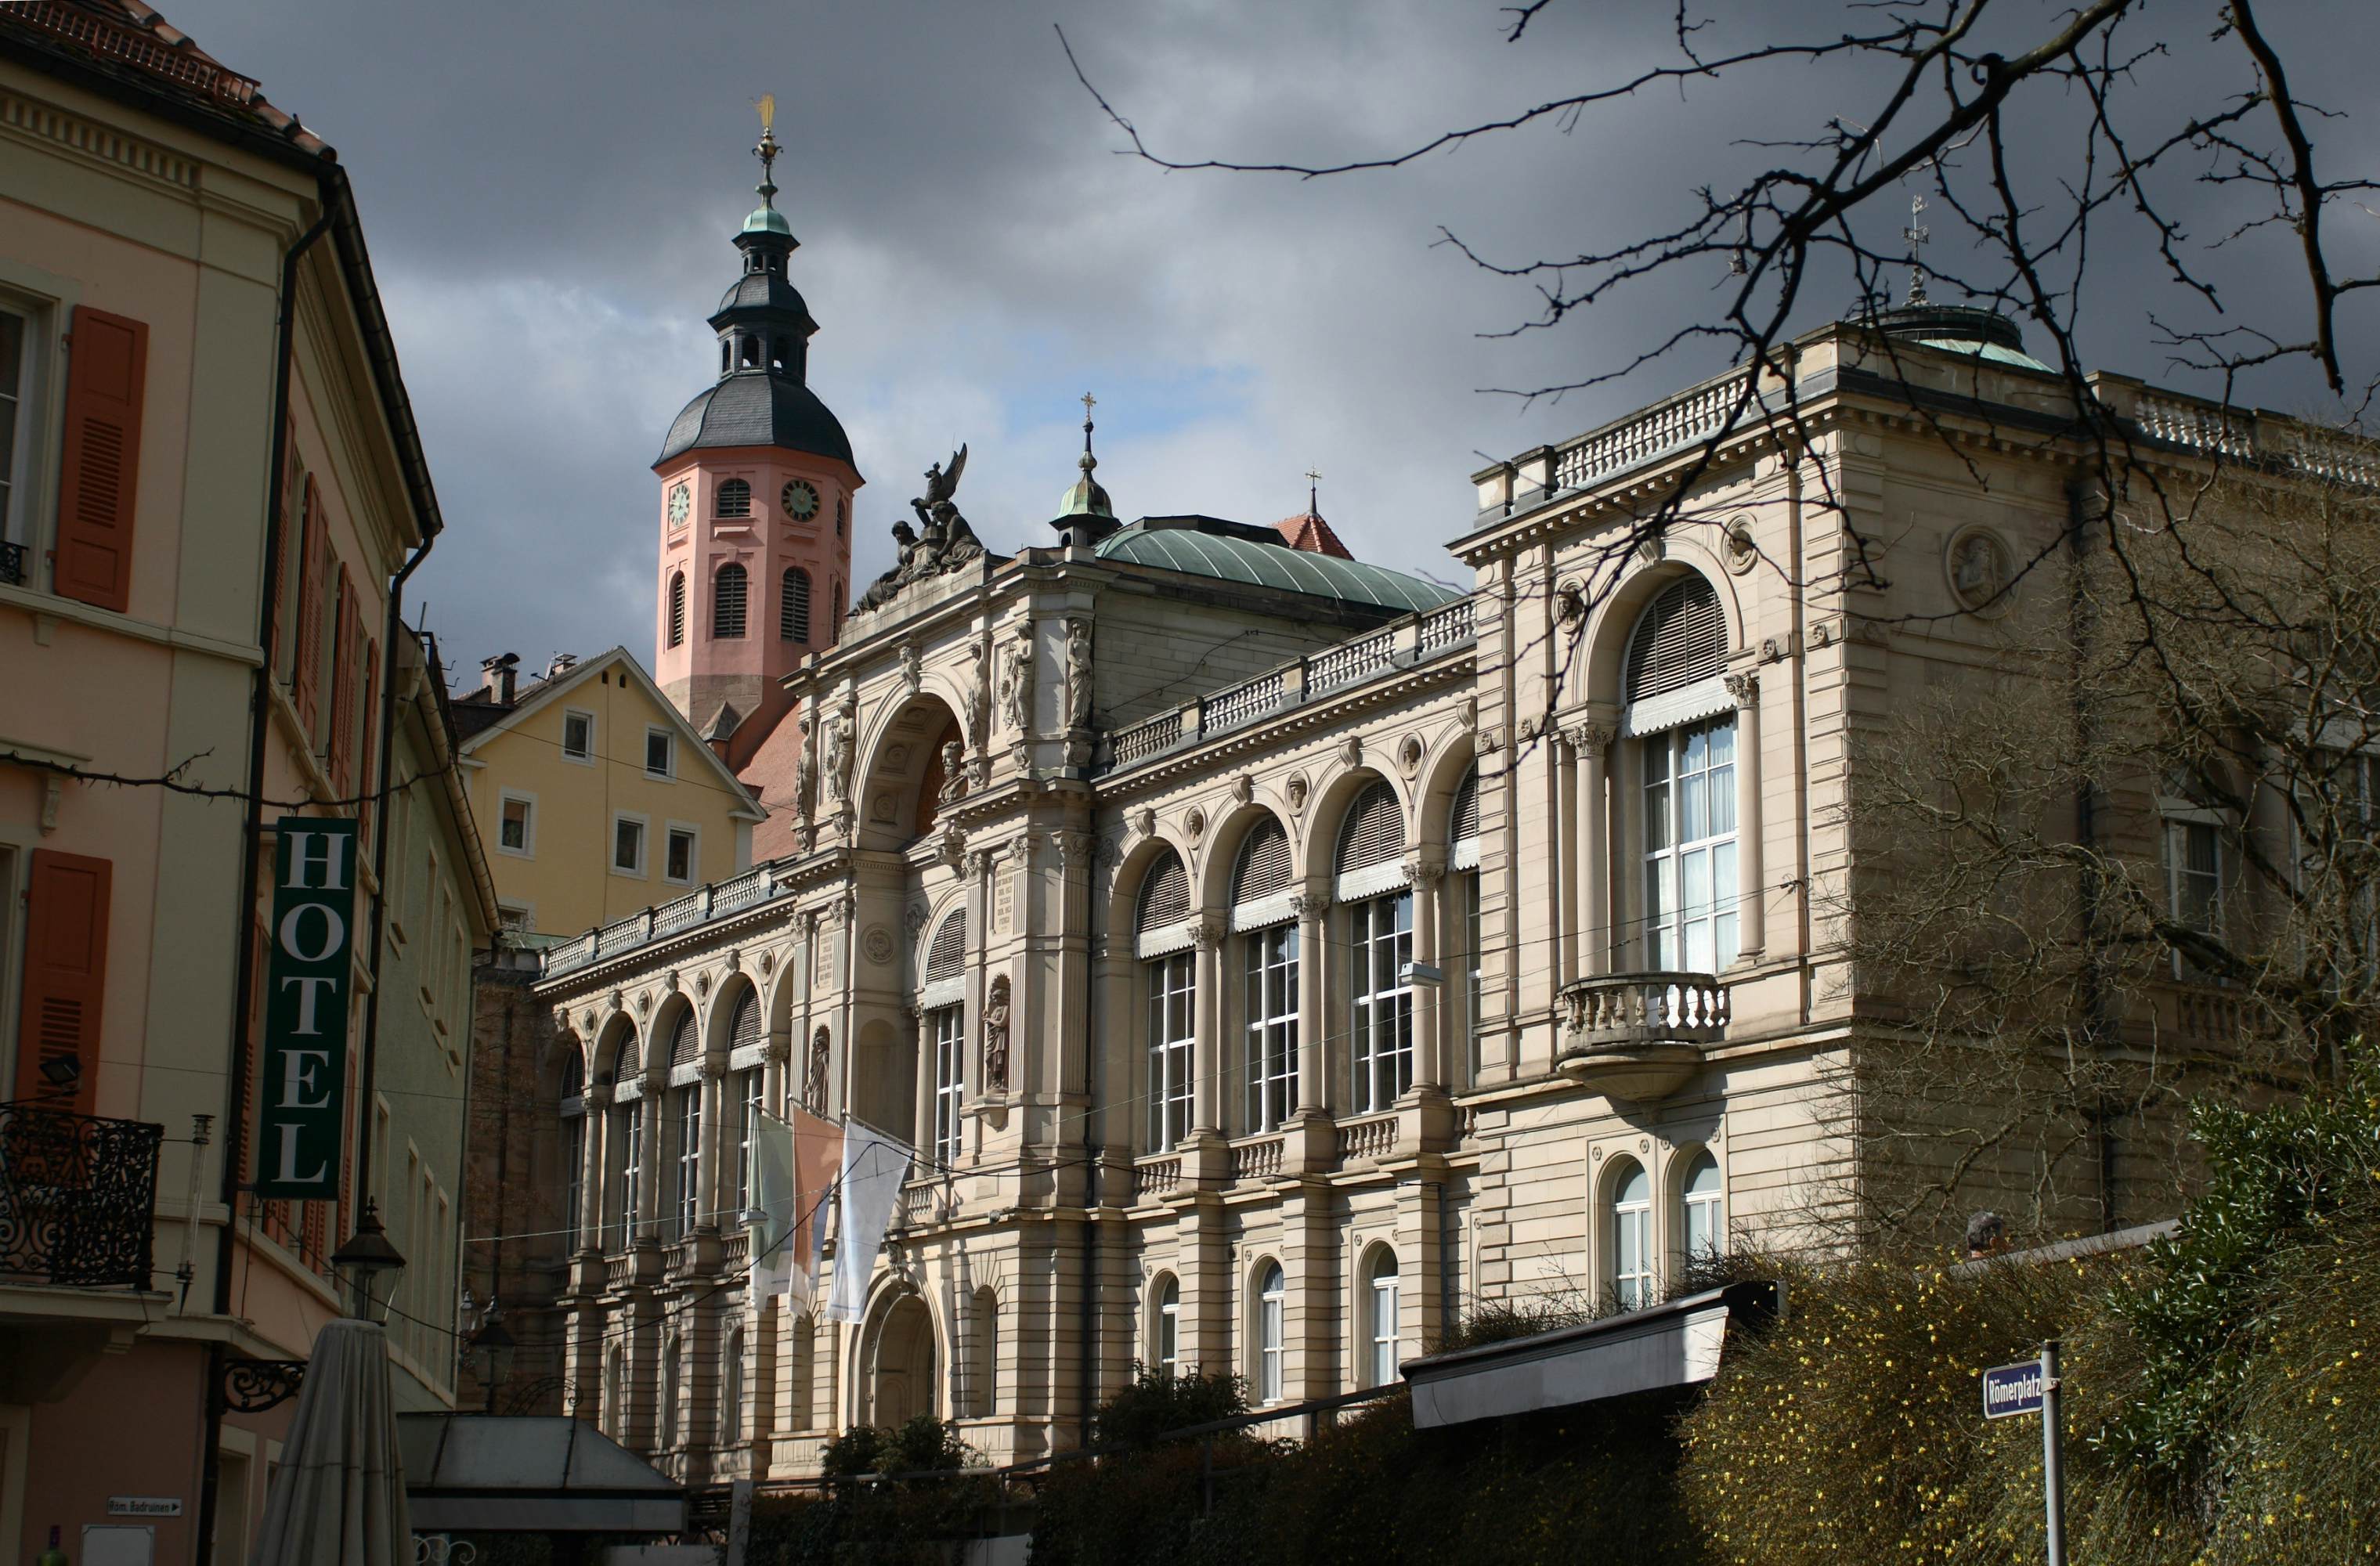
[453,645,766,940]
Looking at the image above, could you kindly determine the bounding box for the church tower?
[653,105,861,736]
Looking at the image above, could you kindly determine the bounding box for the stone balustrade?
[1555,971,1729,1102]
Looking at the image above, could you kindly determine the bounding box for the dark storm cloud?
[165,1,2377,681]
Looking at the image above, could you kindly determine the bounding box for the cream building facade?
[502,238,2367,1491]
[453,645,767,940]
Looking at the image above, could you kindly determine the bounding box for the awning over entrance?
[398,1413,687,1534]
[1401,1279,1782,1429]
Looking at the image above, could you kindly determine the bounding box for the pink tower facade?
[653,127,860,735]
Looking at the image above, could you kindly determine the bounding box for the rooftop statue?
[854,442,986,613]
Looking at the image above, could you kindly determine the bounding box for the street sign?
[1982,1359,2046,1419]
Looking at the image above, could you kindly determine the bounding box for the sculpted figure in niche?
[1002,624,1035,738]
[964,642,991,747]
[1951,531,2010,610]
[794,716,818,821]
[823,697,856,810]
[938,739,967,805]
[982,976,1011,1093]
[1065,621,1095,729]
[805,1026,830,1113]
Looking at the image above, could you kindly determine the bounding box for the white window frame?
[497,789,537,858]
[930,1005,965,1169]
[1243,924,1298,1132]
[561,1105,586,1243]
[497,901,534,935]
[561,707,597,764]
[615,1099,644,1249]
[1460,869,1483,1081]
[1256,1264,1285,1404]
[645,726,675,780]
[2162,803,2227,980]
[1146,953,1194,1151]
[735,1068,763,1214]
[610,811,649,878]
[1681,1149,1724,1265]
[1610,1160,1654,1311]
[0,278,67,571]
[672,1083,702,1239]
[663,822,700,886]
[1641,713,1740,974]
[1349,893,1414,1113]
[1155,1275,1181,1378]
[1368,1254,1401,1387]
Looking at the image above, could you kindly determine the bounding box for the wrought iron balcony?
[1555,972,1728,1102]
[0,1102,164,1289]
[0,540,25,587]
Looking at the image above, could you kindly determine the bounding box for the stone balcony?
[1555,971,1728,1102]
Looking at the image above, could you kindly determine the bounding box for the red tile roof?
[5,0,329,156]
[1274,509,1353,559]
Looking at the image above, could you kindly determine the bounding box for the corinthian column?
[1569,722,1615,980]
[1403,854,1446,1092]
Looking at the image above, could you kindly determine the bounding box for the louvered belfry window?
[714,563,749,639]
[1624,576,1727,703]
[782,567,811,642]
[926,911,967,984]
[667,572,687,648]
[728,987,762,1052]
[1336,782,1404,878]
[1451,770,1479,841]
[1138,852,1190,933]
[670,1005,699,1066]
[1234,821,1293,904]
[717,478,752,518]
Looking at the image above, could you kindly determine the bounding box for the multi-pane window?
[1611,1160,1653,1309]
[562,1110,585,1243]
[1368,1251,1401,1387]
[612,815,646,875]
[735,1068,763,1214]
[645,728,674,778]
[673,1085,702,1238]
[499,795,533,854]
[1461,871,1483,1077]
[0,305,25,549]
[723,1329,746,1443]
[1147,953,1194,1150]
[562,709,594,760]
[1643,716,1739,972]
[2167,818,2223,979]
[666,827,697,884]
[1244,925,1298,1131]
[930,1005,964,1168]
[1681,1150,1723,1261]
[615,1099,644,1248]
[1257,1263,1285,1403]
[782,567,812,642]
[714,563,748,639]
[1349,893,1414,1113]
[1156,1276,1180,1377]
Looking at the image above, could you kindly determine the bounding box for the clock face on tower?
[782,479,821,521]
[666,483,691,527]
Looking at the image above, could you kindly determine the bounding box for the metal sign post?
[1982,1343,2067,1566]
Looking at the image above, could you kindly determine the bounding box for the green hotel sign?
[256,818,358,1200]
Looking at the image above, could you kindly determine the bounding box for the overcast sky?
[165,1,2377,684]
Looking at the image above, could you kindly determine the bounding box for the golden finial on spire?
[751,93,782,209]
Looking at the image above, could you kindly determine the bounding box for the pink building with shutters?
[0,5,491,1561]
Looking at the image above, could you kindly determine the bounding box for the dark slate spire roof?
[654,118,854,469]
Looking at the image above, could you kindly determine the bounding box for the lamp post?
[468,1306,517,1413]
[331,1198,407,1325]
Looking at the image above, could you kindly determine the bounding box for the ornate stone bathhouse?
[498,156,2364,1488]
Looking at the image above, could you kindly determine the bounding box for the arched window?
[970,1286,999,1416]
[1154,1274,1181,1378]
[782,566,812,641]
[1681,1149,1723,1262]
[1610,1160,1654,1310]
[723,1327,746,1443]
[605,1344,626,1437]
[561,1048,587,1245]
[1256,1263,1286,1404]
[1627,575,1739,972]
[669,1006,698,1067]
[714,563,749,639]
[1236,821,1298,1132]
[671,1079,701,1239]
[612,1095,643,1250]
[1139,853,1194,1151]
[1367,1249,1401,1387]
[925,911,967,986]
[1339,783,1412,1113]
[1624,576,1727,703]
[717,478,753,518]
[666,572,686,649]
[924,909,968,1167]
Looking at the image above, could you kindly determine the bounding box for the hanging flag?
[789,1106,844,1304]
[826,1120,913,1323]
[747,1110,795,1299]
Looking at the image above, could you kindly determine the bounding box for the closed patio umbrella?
[250,1318,410,1565]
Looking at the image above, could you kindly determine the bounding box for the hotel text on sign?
[255,818,357,1200]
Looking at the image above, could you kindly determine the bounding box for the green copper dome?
[1094,518,1457,615]
[742,204,793,236]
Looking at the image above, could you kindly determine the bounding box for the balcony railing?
[1230,1133,1285,1182]
[0,541,25,587]
[0,1102,163,1289]
[1556,972,1728,1102]
[1132,1153,1182,1201]
[1335,1114,1399,1164]
[1103,595,1478,777]
[543,859,801,978]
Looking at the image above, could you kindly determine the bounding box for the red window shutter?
[13,850,112,1114]
[330,570,356,790]
[357,640,379,834]
[269,423,298,674]
[54,308,146,614]
[294,482,325,734]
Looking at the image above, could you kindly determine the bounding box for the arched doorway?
[867,1294,938,1427]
